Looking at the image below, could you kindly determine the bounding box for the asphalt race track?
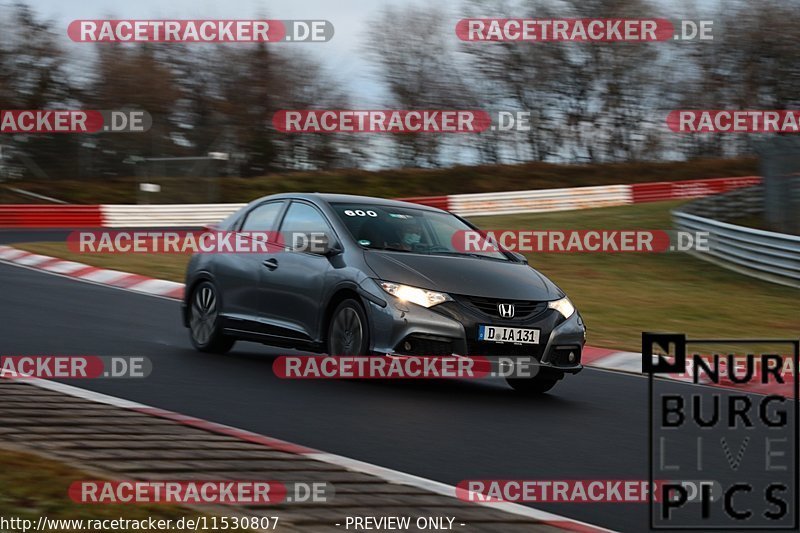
[1,233,794,532]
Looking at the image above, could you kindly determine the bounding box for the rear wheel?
[327,299,370,356]
[189,281,235,354]
[506,373,560,394]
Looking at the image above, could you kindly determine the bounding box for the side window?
[279,202,334,250]
[280,202,331,233]
[241,202,284,231]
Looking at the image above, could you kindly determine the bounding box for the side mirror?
[511,251,528,264]
[291,231,341,256]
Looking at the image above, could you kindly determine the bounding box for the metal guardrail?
[676,185,763,222]
[631,176,761,203]
[673,200,800,289]
[6,187,67,204]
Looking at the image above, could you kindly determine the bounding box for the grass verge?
[0,446,211,532]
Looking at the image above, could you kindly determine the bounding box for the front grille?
[459,296,548,320]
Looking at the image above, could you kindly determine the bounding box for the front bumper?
[362,282,585,374]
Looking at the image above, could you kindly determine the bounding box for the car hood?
[364,251,562,300]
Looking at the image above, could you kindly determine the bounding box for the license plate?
[478,325,540,344]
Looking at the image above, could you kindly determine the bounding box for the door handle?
[262,258,279,270]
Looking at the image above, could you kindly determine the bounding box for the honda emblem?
[498,303,515,318]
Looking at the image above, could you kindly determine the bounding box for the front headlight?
[548,296,575,319]
[378,281,452,308]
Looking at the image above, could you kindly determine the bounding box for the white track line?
[3,373,613,532]
[0,257,179,302]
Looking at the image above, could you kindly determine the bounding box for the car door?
[259,200,339,343]
[213,200,285,329]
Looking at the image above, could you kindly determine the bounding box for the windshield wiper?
[427,250,507,261]
[368,246,414,253]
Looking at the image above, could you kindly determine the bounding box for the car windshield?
[331,203,508,260]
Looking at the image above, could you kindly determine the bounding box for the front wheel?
[327,299,370,356]
[506,373,560,394]
[189,281,235,354]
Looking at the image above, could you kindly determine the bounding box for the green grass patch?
[13,200,798,352]
[0,446,211,531]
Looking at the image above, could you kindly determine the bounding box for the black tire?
[506,373,560,394]
[327,299,370,356]
[188,281,235,354]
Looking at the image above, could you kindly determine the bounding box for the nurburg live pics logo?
[644,332,799,530]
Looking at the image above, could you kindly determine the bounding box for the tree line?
[0,0,798,180]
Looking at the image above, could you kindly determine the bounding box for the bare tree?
[365,5,479,167]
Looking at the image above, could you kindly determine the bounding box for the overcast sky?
[16,0,722,103]
[15,0,464,105]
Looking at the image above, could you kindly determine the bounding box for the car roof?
[255,192,446,213]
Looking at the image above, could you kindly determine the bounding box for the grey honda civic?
[182,193,585,393]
